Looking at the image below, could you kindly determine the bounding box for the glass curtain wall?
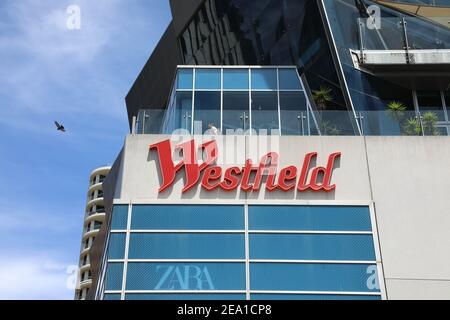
[162,66,315,136]
[101,204,383,300]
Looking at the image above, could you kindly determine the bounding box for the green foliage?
[421,112,441,136]
[402,117,422,136]
[319,120,341,136]
[312,87,333,111]
[386,101,407,122]
[402,112,441,136]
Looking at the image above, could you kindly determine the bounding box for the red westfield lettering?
[150,139,341,193]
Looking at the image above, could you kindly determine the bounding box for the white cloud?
[0,0,135,122]
[0,256,76,300]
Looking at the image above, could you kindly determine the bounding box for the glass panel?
[223,69,249,90]
[131,205,244,230]
[105,263,123,291]
[251,92,279,133]
[250,263,380,292]
[249,234,375,260]
[279,69,302,90]
[251,294,381,300]
[280,91,308,135]
[110,205,128,230]
[195,69,221,89]
[126,294,246,300]
[177,69,193,90]
[108,233,126,260]
[251,69,277,90]
[194,91,221,134]
[126,263,246,290]
[249,206,372,231]
[223,91,250,132]
[445,91,450,119]
[128,233,245,259]
[175,92,193,132]
[417,91,446,121]
[103,294,122,300]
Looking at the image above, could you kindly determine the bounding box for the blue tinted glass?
[279,69,302,90]
[251,294,381,300]
[111,205,128,230]
[126,263,245,290]
[250,263,380,292]
[105,263,123,291]
[103,294,121,300]
[128,233,245,259]
[223,69,249,89]
[195,69,221,89]
[249,206,372,231]
[177,69,193,89]
[108,233,126,259]
[131,205,244,230]
[126,294,246,300]
[250,234,375,260]
[251,69,277,90]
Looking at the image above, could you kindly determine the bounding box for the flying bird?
[54,121,66,132]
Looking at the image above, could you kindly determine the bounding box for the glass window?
[279,69,302,90]
[251,69,277,90]
[111,205,128,230]
[126,293,246,300]
[131,205,244,230]
[104,294,122,300]
[105,263,123,291]
[249,234,375,260]
[194,91,221,133]
[107,233,126,260]
[251,92,279,133]
[128,233,245,259]
[251,294,381,300]
[280,91,308,135]
[223,92,250,132]
[126,263,246,291]
[417,91,446,121]
[223,69,249,90]
[250,263,380,292]
[177,69,193,90]
[445,91,450,120]
[195,69,221,89]
[249,206,372,231]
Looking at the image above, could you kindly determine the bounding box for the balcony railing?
[358,16,450,52]
[134,109,449,136]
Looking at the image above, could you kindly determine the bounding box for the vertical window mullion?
[191,69,196,135]
[121,203,132,300]
[277,68,281,136]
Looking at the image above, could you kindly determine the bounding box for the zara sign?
[150,139,341,193]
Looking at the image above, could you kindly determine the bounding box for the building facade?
[75,166,111,300]
[86,0,450,300]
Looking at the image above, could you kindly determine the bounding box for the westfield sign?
[150,139,341,193]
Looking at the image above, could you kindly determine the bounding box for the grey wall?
[108,134,450,299]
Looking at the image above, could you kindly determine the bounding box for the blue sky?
[0,0,172,299]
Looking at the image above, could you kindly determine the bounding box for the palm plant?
[312,87,333,112]
[386,101,407,123]
[402,117,422,136]
[422,112,440,136]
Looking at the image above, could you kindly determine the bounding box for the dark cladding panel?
[170,0,205,36]
[125,22,182,129]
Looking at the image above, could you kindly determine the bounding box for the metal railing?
[357,16,450,63]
